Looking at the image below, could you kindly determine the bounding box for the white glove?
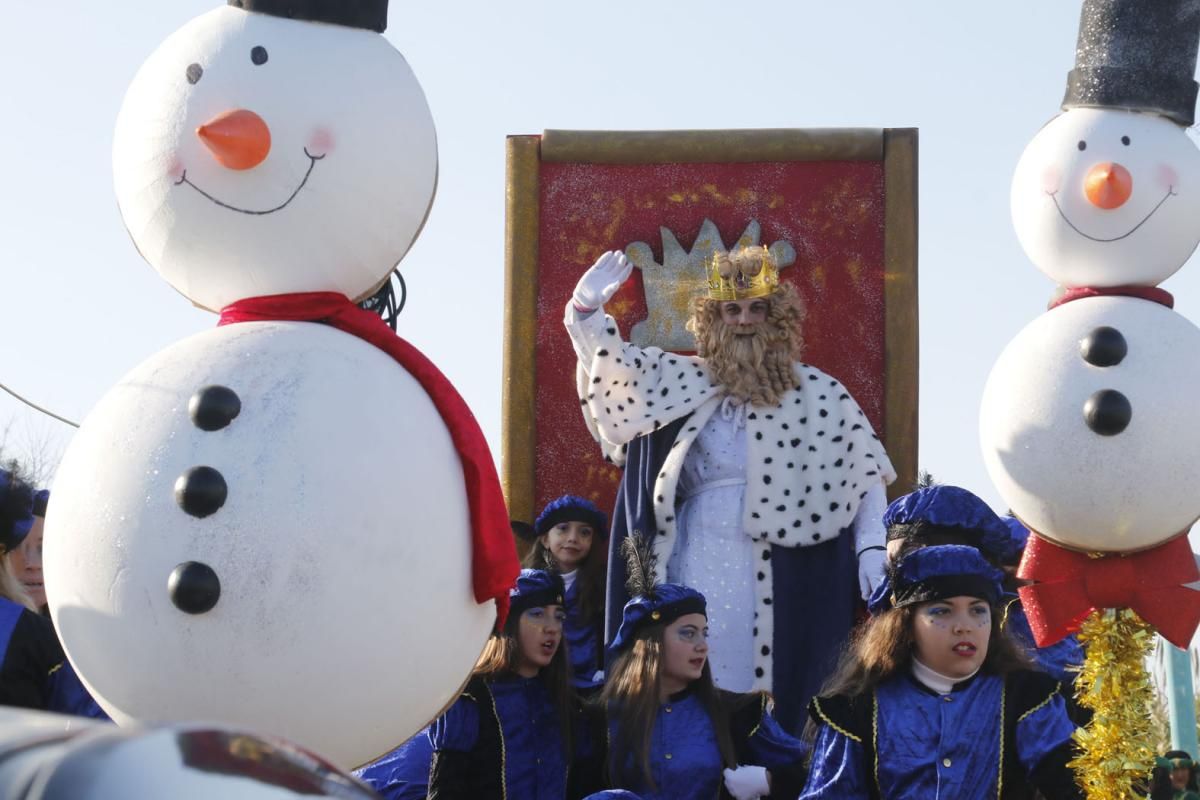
[857,545,887,602]
[572,251,633,312]
[723,765,770,800]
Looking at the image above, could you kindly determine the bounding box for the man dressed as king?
[565,246,896,733]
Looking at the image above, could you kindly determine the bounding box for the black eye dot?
[251,46,268,65]
[1121,135,1131,146]
[186,63,203,85]
[1077,140,1087,151]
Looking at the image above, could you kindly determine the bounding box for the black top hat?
[1062,0,1200,126]
[229,0,389,33]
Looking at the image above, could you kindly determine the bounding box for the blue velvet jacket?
[353,728,434,800]
[1000,597,1084,685]
[425,673,584,800]
[801,669,1080,799]
[564,577,603,691]
[601,689,807,800]
[0,598,106,719]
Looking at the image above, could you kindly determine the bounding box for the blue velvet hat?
[609,583,707,654]
[1001,515,1030,564]
[889,544,1005,608]
[534,495,607,538]
[867,574,893,616]
[508,569,566,619]
[0,469,35,553]
[32,489,49,518]
[883,485,1018,564]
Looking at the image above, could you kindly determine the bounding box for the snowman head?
[113,3,437,312]
[1011,107,1200,288]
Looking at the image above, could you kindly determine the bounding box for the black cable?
[0,382,79,428]
[357,269,407,332]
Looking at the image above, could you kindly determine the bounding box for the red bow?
[219,292,519,626]
[1017,533,1200,648]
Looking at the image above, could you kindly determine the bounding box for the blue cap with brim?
[508,569,566,619]
[0,470,34,552]
[889,545,1005,609]
[884,486,1018,564]
[609,583,706,654]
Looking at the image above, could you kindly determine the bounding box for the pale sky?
[4,0,1200,529]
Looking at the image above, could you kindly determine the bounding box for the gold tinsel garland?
[1068,608,1156,800]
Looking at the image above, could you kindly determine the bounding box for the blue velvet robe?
[0,597,106,719]
[565,577,603,691]
[1000,596,1083,684]
[353,728,434,800]
[802,671,1077,799]
[601,690,807,800]
[429,675,569,800]
[605,418,858,734]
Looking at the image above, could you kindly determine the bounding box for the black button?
[168,561,220,614]
[189,385,241,431]
[1079,327,1127,367]
[175,466,228,517]
[1084,389,1132,436]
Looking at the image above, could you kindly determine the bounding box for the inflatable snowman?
[43,0,517,768]
[980,0,1200,647]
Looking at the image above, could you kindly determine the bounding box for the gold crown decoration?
[706,245,780,301]
[624,219,796,350]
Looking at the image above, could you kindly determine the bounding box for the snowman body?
[43,4,496,768]
[981,296,1200,551]
[47,323,492,766]
[981,108,1200,552]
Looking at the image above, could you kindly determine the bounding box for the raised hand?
[572,251,634,312]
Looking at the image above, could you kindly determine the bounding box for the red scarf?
[1049,284,1174,310]
[219,292,517,625]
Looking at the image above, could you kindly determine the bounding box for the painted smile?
[174,148,325,215]
[1048,186,1176,242]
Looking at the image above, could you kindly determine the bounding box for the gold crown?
[705,245,779,301]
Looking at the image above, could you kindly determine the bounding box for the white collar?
[911,656,979,695]
[560,570,578,592]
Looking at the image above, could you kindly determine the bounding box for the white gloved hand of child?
[723,765,770,800]
[572,250,633,312]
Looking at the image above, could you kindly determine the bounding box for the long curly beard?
[690,285,804,407]
[704,324,798,406]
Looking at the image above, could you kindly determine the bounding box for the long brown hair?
[688,282,804,407]
[600,622,735,791]
[474,606,575,757]
[816,601,1031,707]
[522,531,607,625]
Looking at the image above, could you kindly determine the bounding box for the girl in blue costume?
[874,485,1086,706]
[522,495,608,693]
[0,470,105,718]
[425,568,593,800]
[584,535,807,800]
[802,543,1081,800]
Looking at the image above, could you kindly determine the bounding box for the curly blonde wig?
[688,282,804,407]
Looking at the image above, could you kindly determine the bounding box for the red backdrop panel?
[533,160,886,519]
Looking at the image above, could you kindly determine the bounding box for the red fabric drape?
[219,292,517,626]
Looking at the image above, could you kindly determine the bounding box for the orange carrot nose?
[197,109,271,170]
[1084,162,1133,209]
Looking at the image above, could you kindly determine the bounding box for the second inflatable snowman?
[43,0,518,768]
[981,0,1200,647]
